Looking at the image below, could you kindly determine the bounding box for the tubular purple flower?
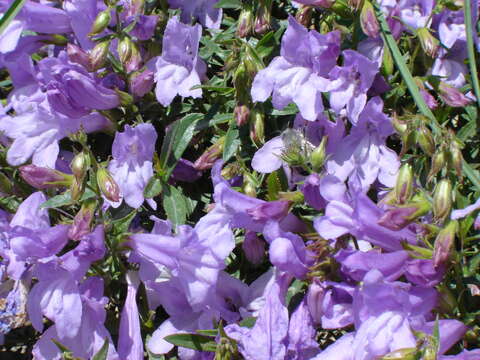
[242,231,265,265]
[433,221,458,268]
[130,70,154,98]
[438,82,472,107]
[167,0,223,29]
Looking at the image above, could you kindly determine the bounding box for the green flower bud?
[254,0,272,35]
[249,108,265,147]
[380,347,418,359]
[381,44,394,77]
[89,40,110,71]
[395,163,414,204]
[433,179,452,223]
[448,141,463,178]
[427,149,447,183]
[237,6,254,38]
[360,0,379,37]
[310,136,327,172]
[71,151,90,184]
[90,9,111,36]
[417,125,435,156]
[433,220,458,267]
[417,27,439,57]
[97,167,120,202]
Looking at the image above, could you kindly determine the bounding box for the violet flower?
[151,16,206,106]
[398,0,435,30]
[108,123,158,209]
[168,0,223,29]
[251,16,339,121]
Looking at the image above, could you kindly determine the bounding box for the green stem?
[0,0,27,35]
[464,0,480,110]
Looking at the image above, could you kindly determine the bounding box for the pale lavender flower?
[108,123,157,209]
[152,16,206,106]
[168,0,223,29]
[32,277,120,360]
[438,10,466,48]
[327,50,378,123]
[451,196,480,219]
[63,0,105,50]
[118,271,143,360]
[0,17,23,54]
[251,16,339,121]
[326,97,399,192]
[431,44,468,88]
[398,0,435,30]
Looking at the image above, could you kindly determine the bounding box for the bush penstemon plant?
[1,0,480,358]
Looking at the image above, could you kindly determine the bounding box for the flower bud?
[243,181,257,198]
[417,125,435,156]
[249,108,265,147]
[395,163,414,204]
[237,6,254,38]
[433,220,458,267]
[417,27,439,57]
[427,149,446,183]
[380,348,418,360]
[448,141,463,178]
[391,113,407,135]
[115,89,134,106]
[20,165,72,189]
[306,281,324,324]
[70,176,85,202]
[117,37,139,72]
[89,40,110,71]
[97,167,121,202]
[378,196,431,231]
[90,8,111,36]
[234,104,250,127]
[310,136,327,172]
[254,0,272,35]
[67,43,92,70]
[129,70,154,98]
[296,5,313,27]
[247,200,290,221]
[44,34,69,46]
[71,151,89,184]
[438,82,471,107]
[242,231,265,265]
[400,130,416,157]
[433,179,452,223]
[381,45,394,77]
[193,137,225,171]
[68,198,96,241]
[360,0,379,37]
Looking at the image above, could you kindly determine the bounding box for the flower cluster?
[0,0,480,359]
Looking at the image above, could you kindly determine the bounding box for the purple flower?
[326,97,399,192]
[431,44,468,88]
[63,0,105,50]
[127,15,159,40]
[398,0,435,30]
[251,16,339,120]
[327,50,378,123]
[438,10,466,48]
[286,300,320,359]
[118,272,143,360]
[108,123,158,209]
[0,17,23,54]
[451,196,480,220]
[168,0,223,29]
[32,277,119,360]
[151,16,206,106]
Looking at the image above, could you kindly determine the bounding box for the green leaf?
[92,338,109,360]
[51,339,72,356]
[162,185,187,226]
[464,0,480,110]
[239,317,257,328]
[196,329,219,336]
[214,0,242,9]
[40,192,73,209]
[266,169,288,201]
[164,333,217,352]
[144,176,163,199]
[159,114,203,181]
[111,209,137,234]
[255,31,276,59]
[222,122,240,162]
[0,0,27,35]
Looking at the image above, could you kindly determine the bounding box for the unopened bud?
[242,231,265,265]
[89,40,110,71]
[129,70,154,98]
[90,8,111,36]
[249,108,265,147]
[395,164,414,204]
[380,348,418,360]
[97,167,121,202]
[117,37,139,72]
[68,199,96,241]
[310,136,327,172]
[433,179,452,223]
[433,220,458,267]
[400,130,416,156]
[44,34,68,46]
[237,7,254,38]
[381,45,394,77]
[378,196,431,231]
[193,137,225,171]
[360,0,379,37]
[439,82,471,107]
[448,141,463,178]
[254,0,272,35]
[246,200,290,221]
[67,43,91,70]
[234,104,250,127]
[427,149,447,183]
[115,89,134,106]
[417,125,435,156]
[392,113,408,135]
[243,179,257,198]
[71,152,89,184]
[417,27,439,57]
[20,165,72,189]
[296,5,313,27]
